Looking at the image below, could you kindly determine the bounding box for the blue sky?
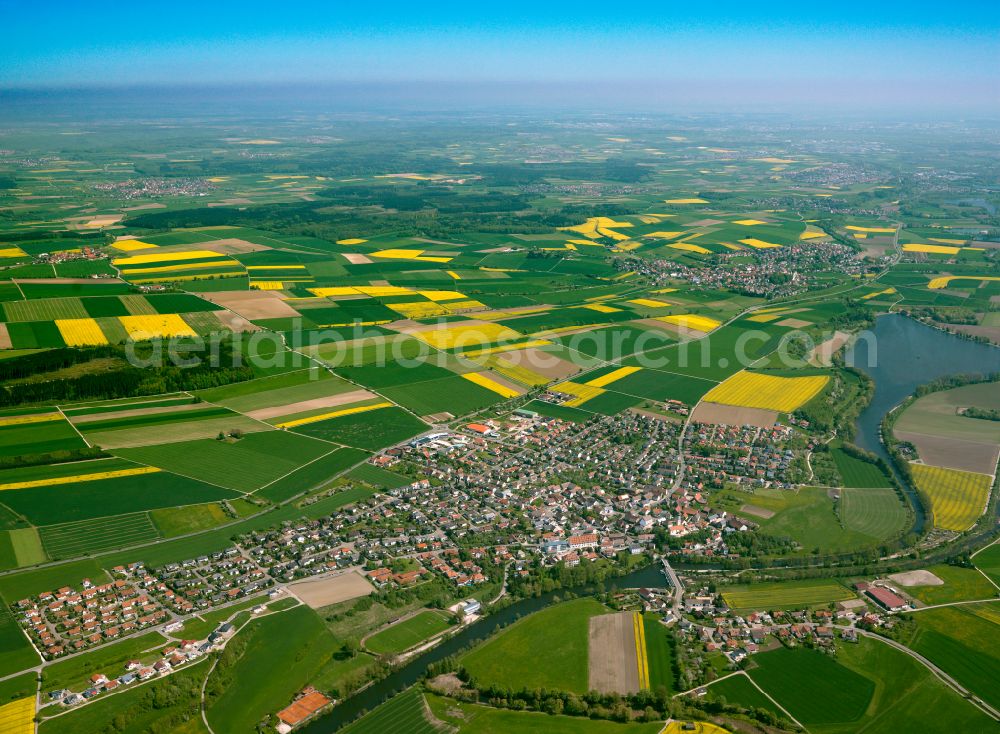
[1,1,997,108]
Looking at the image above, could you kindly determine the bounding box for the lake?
[846,314,1000,530]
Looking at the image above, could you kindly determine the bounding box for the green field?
[462,597,606,694]
[0,604,39,677]
[39,512,160,559]
[642,613,677,693]
[721,578,855,610]
[346,463,412,489]
[747,646,874,725]
[205,605,339,734]
[292,407,427,450]
[0,557,107,602]
[0,469,237,525]
[150,502,231,537]
[7,527,46,566]
[898,564,999,605]
[703,673,784,719]
[255,446,369,502]
[838,487,909,540]
[831,449,893,488]
[899,604,1000,710]
[115,431,335,492]
[974,542,1000,587]
[364,609,452,655]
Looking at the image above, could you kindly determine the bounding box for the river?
[300,564,667,732]
[845,314,1000,531]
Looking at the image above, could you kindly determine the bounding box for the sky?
[2,1,998,111]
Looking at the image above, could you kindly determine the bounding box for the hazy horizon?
[2,0,998,114]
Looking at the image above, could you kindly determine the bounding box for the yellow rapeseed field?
[702,371,829,412]
[902,243,961,255]
[669,242,712,254]
[336,238,367,245]
[0,697,34,734]
[583,303,621,313]
[656,314,721,332]
[733,219,767,226]
[633,611,649,690]
[0,466,161,492]
[927,275,1000,290]
[0,412,62,428]
[739,238,783,249]
[628,298,673,308]
[860,287,897,300]
[111,239,158,252]
[369,249,452,263]
[459,339,551,358]
[483,358,550,387]
[414,322,520,350]
[552,381,605,407]
[462,372,521,398]
[55,317,109,346]
[0,246,28,258]
[446,271,462,280]
[276,401,393,429]
[586,366,641,388]
[418,290,466,302]
[250,281,285,291]
[645,231,686,239]
[845,225,896,233]
[245,265,306,271]
[118,259,241,276]
[388,301,448,319]
[664,198,708,204]
[119,314,198,340]
[910,463,991,532]
[112,249,223,266]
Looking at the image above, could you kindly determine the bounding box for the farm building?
[865,586,908,611]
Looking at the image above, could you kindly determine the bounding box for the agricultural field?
[747,646,875,726]
[897,603,1000,711]
[895,383,1000,475]
[721,578,856,611]
[909,463,993,532]
[891,563,999,605]
[701,371,829,412]
[831,449,893,488]
[462,598,606,694]
[364,609,453,655]
[205,605,339,734]
[974,541,1000,587]
[341,688,443,734]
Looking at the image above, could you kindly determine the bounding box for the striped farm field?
[341,688,440,734]
[927,275,1000,289]
[39,513,160,559]
[910,463,993,532]
[0,696,34,734]
[586,365,642,388]
[655,313,721,332]
[461,371,521,398]
[839,487,909,540]
[275,401,393,429]
[702,371,829,412]
[0,465,160,492]
[633,611,649,689]
[2,297,88,322]
[722,579,856,611]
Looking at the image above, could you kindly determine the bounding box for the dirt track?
[588,612,640,694]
